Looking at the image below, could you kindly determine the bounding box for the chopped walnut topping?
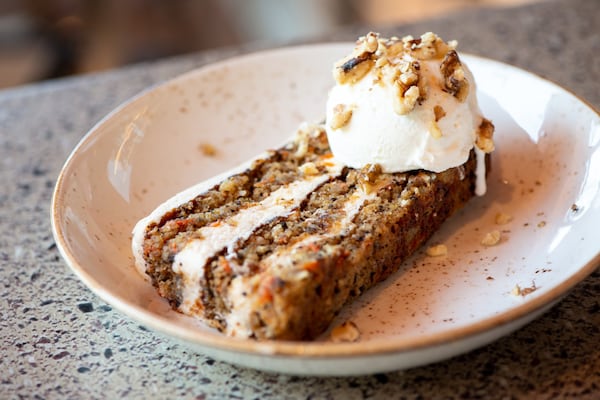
[332,32,473,120]
[476,118,495,153]
[360,31,380,53]
[481,230,501,246]
[390,59,424,115]
[429,121,442,139]
[394,84,420,115]
[399,71,418,85]
[334,52,374,85]
[375,56,389,68]
[440,50,470,102]
[330,321,360,342]
[329,103,354,130]
[426,244,447,257]
[433,105,446,121]
[401,34,414,43]
[401,32,454,60]
[495,212,513,225]
[358,163,382,194]
[362,163,382,182]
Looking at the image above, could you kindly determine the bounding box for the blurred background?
[0,0,543,90]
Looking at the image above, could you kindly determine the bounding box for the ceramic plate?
[52,43,600,376]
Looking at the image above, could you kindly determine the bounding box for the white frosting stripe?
[174,162,344,314]
[224,188,376,336]
[262,188,375,267]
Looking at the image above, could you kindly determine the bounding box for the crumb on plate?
[330,321,361,343]
[511,282,538,297]
[426,244,448,257]
[199,143,217,157]
[495,212,513,225]
[481,230,501,246]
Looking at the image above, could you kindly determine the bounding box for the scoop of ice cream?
[325,32,493,175]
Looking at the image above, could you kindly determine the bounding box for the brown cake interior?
[140,127,480,340]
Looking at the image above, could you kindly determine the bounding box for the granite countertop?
[1,0,598,398]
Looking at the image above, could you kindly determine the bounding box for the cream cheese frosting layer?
[174,160,345,315]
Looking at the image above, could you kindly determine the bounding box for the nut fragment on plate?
[330,321,361,343]
[199,143,217,157]
[495,212,513,225]
[426,244,448,257]
[481,230,501,246]
[511,283,538,297]
[293,123,324,158]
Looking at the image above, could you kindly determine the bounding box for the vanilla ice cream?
[325,32,494,194]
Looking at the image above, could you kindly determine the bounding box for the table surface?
[1,0,599,398]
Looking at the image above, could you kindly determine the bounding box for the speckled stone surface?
[1,0,598,398]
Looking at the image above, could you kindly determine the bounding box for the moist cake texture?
[135,124,482,340]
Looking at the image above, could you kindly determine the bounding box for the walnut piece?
[329,104,354,130]
[393,84,420,115]
[426,244,448,257]
[476,118,495,153]
[358,163,382,194]
[433,105,446,121]
[495,212,513,225]
[429,121,442,139]
[481,230,501,246]
[511,282,538,297]
[360,31,379,53]
[392,59,423,115]
[199,143,217,157]
[334,53,374,84]
[440,50,470,102]
[401,32,454,60]
[330,321,360,342]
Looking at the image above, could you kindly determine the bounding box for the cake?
[132,32,494,340]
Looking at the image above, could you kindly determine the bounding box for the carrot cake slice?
[132,32,494,340]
